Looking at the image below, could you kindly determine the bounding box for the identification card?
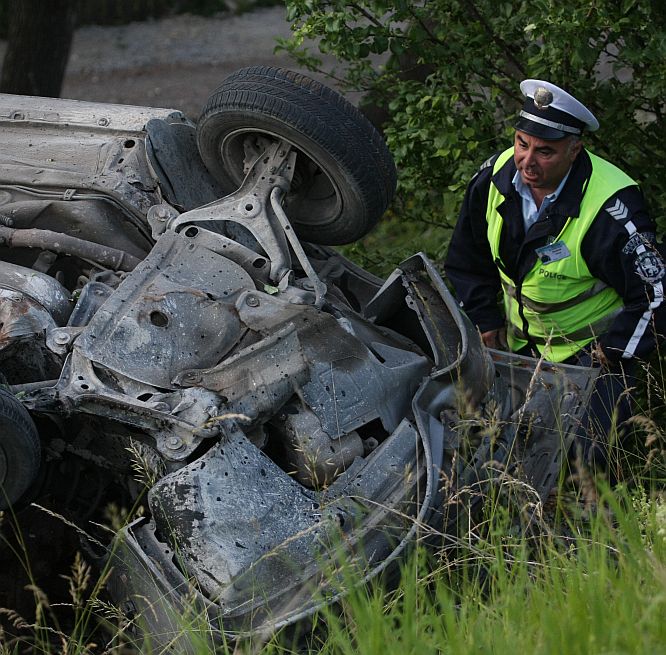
[535,241,570,264]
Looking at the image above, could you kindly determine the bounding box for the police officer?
[444,79,666,469]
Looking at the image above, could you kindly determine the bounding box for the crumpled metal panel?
[302,341,431,439]
[104,421,423,647]
[76,230,254,389]
[364,253,496,408]
[174,324,309,425]
[365,253,469,372]
[105,518,211,655]
[488,350,599,499]
[141,417,424,634]
[234,290,432,438]
[149,431,348,604]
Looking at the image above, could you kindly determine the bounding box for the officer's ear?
[568,136,583,160]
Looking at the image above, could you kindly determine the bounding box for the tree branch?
[465,1,527,77]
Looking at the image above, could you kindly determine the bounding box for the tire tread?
[197,66,396,244]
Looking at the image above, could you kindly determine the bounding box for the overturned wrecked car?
[0,67,598,647]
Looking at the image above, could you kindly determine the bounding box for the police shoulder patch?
[634,249,666,284]
[622,232,655,255]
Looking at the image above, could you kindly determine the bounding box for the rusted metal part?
[0,287,65,384]
[0,225,141,272]
[75,230,254,389]
[0,260,72,325]
[0,289,55,344]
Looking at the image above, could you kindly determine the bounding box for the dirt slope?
[0,7,342,119]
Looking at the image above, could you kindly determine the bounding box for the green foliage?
[279,0,666,262]
[313,487,666,655]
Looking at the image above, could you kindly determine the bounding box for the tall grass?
[309,485,666,655]
[2,480,664,654]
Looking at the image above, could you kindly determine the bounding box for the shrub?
[280,0,666,266]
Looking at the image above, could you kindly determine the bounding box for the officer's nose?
[522,148,536,168]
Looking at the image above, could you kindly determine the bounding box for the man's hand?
[481,327,508,350]
[590,341,611,370]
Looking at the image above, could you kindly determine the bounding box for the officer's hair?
[567,135,581,154]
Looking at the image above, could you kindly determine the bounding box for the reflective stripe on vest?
[486,147,635,362]
[501,278,609,314]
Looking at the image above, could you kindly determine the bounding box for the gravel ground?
[0,7,342,120]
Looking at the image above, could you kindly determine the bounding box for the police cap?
[515,79,599,140]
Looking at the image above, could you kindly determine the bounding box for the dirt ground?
[0,7,341,120]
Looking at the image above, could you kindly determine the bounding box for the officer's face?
[514,131,582,196]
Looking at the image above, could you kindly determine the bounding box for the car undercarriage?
[0,67,598,649]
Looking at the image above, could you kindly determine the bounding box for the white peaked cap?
[516,79,599,140]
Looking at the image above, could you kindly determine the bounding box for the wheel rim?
[219,128,343,228]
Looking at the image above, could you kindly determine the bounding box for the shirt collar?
[512,167,572,205]
[512,167,572,230]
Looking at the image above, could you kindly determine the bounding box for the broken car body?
[0,67,597,646]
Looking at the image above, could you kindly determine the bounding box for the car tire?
[0,388,40,510]
[197,66,397,245]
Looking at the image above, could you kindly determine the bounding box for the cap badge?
[533,86,553,109]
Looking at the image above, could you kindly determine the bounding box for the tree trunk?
[0,0,76,97]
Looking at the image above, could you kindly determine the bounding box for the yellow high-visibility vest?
[486,147,635,362]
